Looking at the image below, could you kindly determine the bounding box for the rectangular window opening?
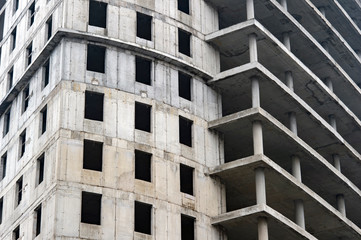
[13,225,20,240]
[81,191,102,225]
[135,150,151,182]
[22,85,30,113]
[84,91,104,121]
[35,204,42,236]
[16,176,23,206]
[89,0,107,28]
[8,67,14,91]
[179,116,192,147]
[40,106,47,134]
[178,71,191,101]
[135,102,151,132]
[134,201,152,235]
[29,2,35,27]
[11,28,16,51]
[137,12,152,41]
[0,197,3,224]
[180,164,194,195]
[3,107,10,136]
[0,13,5,42]
[19,130,26,158]
[178,0,190,14]
[37,153,45,185]
[181,214,195,240]
[83,139,103,171]
[13,0,19,13]
[135,56,151,85]
[0,152,6,180]
[46,16,52,40]
[43,61,50,88]
[178,28,191,57]
[86,44,106,73]
[26,42,32,66]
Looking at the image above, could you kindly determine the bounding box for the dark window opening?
[180,164,193,195]
[29,2,35,26]
[40,106,47,134]
[83,139,103,171]
[178,72,191,101]
[0,0,5,10]
[43,61,50,88]
[11,28,16,51]
[135,150,151,182]
[0,197,3,224]
[137,12,152,41]
[20,130,26,158]
[35,204,42,236]
[181,214,195,240]
[85,91,104,121]
[179,116,192,147]
[134,201,152,235]
[178,28,191,57]
[22,85,30,113]
[135,56,151,85]
[16,176,23,206]
[13,225,20,240]
[0,13,5,42]
[81,191,102,225]
[178,0,190,14]
[26,42,32,66]
[3,108,10,136]
[13,0,19,13]
[135,102,151,132]
[89,0,107,28]
[87,44,106,73]
[37,153,45,185]
[8,67,14,91]
[0,153,6,180]
[46,16,52,40]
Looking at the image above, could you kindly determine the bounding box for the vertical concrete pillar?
[255,168,266,204]
[324,78,333,92]
[280,0,287,11]
[329,114,337,131]
[291,155,302,182]
[253,121,263,155]
[246,0,255,19]
[319,7,326,17]
[333,154,341,172]
[294,200,305,229]
[288,112,297,135]
[285,71,294,91]
[282,32,291,51]
[337,194,346,217]
[252,77,260,108]
[257,217,269,240]
[249,33,258,62]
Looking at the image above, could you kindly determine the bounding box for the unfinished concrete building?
[0,0,361,239]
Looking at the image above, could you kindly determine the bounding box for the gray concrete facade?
[0,0,360,239]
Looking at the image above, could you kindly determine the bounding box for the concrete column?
[282,32,291,51]
[319,7,326,17]
[285,71,294,91]
[324,78,333,92]
[253,121,263,155]
[337,194,346,217]
[257,217,269,240]
[292,155,302,182]
[322,41,329,53]
[294,200,305,229]
[329,114,337,131]
[288,112,297,135]
[280,0,287,11]
[246,0,255,19]
[333,154,341,172]
[252,77,260,108]
[255,168,266,204]
[249,33,258,62]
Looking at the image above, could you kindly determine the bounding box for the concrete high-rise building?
[0,0,361,239]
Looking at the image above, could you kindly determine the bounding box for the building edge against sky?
[0,0,360,239]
